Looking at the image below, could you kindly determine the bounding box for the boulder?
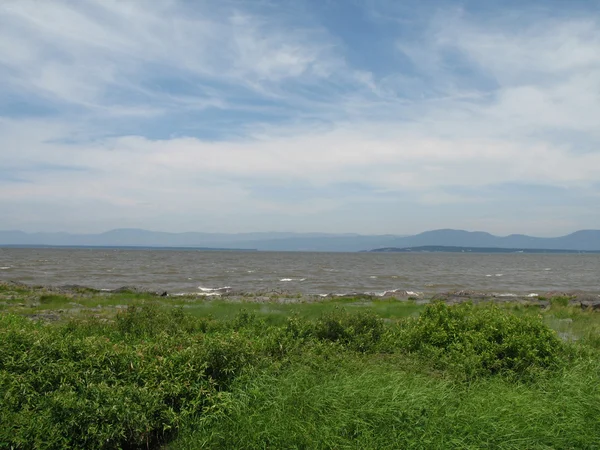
[580,300,600,311]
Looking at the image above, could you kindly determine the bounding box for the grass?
[172,356,600,449]
[184,298,424,325]
[1,284,600,449]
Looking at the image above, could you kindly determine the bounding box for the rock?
[381,290,415,299]
[580,300,600,311]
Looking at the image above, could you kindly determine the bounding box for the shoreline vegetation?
[1,281,600,449]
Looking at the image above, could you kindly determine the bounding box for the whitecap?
[198,286,232,293]
[544,268,552,271]
[495,274,503,277]
[528,293,539,297]
[369,276,377,279]
[370,289,422,298]
[0,266,11,270]
[368,291,386,297]
[485,274,492,277]
[279,278,293,282]
[173,292,214,297]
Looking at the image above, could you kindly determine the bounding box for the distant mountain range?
[1,228,600,252]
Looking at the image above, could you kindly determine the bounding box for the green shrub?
[550,296,571,308]
[115,304,201,337]
[284,314,313,339]
[314,310,384,352]
[1,298,592,449]
[0,313,256,449]
[399,302,564,380]
[231,309,257,330]
[201,333,257,388]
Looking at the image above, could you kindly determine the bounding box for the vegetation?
[1,285,600,449]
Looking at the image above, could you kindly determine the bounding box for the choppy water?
[0,248,599,296]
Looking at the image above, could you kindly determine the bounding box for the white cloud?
[0,1,599,234]
[0,0,341,111]
[398,12,600,139]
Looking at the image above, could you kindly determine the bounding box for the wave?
[331,289,423,298]
[172,292,220,297]
[198,286,232,295]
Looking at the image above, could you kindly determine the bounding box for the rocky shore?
[2,280,600,310]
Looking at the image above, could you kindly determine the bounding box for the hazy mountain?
[0,229,392,251]
[0,228,599,251]
[375,229,600,251]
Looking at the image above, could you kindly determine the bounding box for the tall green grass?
[173,356,600,449]
[0,301,599,449]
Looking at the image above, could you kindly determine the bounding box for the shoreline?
[2,280,599,309]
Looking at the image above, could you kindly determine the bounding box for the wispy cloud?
[0,0,599,234]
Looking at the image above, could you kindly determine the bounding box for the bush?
[314,310,384,352]
[0,313,255,449]
[115,304,198,337]
[399,302,564,380]
[202,333,257,388]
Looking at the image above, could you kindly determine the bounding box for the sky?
[1,0,599,236]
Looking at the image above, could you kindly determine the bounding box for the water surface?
[1,248,598,296]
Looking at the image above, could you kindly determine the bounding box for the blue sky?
[1,0,599,236]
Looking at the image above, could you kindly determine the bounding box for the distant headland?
[369,245,600,254]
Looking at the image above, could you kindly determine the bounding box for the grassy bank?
[1,285,600,449]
